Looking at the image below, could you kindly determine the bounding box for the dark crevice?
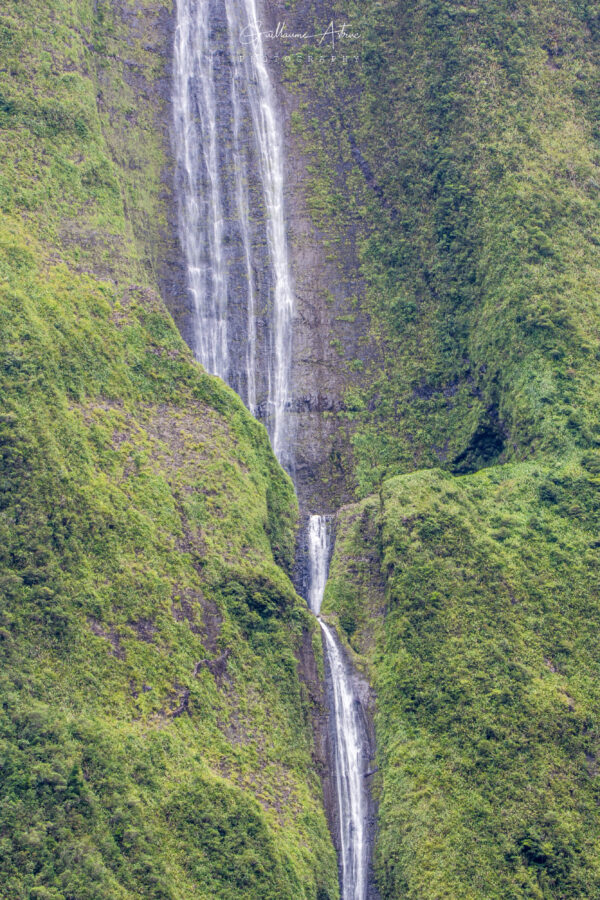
[450,405,507,475]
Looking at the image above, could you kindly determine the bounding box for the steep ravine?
[167,0,377,896]
[106,0,600,896]
[307,517,379,900]
[92,0,377,890]
[4,0,600,897]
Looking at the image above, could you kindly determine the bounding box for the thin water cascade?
[173,0,293,468]
[307,514,370,900]
[236,0,294,465]
[173,2,228,380]
[226,7,257,416]
[307,514,331,615]
[321,621,369,900]
[173,5,369,893]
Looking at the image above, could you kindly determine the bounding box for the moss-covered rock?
[282,0,600,501]
[286,9,600,888]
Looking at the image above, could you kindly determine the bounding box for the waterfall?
[226,7,257,416]
[321,622,369,900]
[308,515,369,900]
[173,0,293,468]
[173,1,228,380]
[307,514,331,614]
[173,4,369,894]
[236,0,293,466]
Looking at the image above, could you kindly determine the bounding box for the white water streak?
[307,515,368,900]
[236,0,293,463]
[173,1,228,378]
[321,621,368,900]
[226,6,257,415]
[173,0,293,464]
[308,514,330,614]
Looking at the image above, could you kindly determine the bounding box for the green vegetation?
[0,1,338,897]
[287,0,600,895]
[325,460,600,898]
[285,0,600,498]
[4,0,600,896]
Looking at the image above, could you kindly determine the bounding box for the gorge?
[307,514,371,900]
[2,0,600,898]
[172,2,374,894]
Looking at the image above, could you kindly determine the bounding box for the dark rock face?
[264,0,377,513]
[154,0,376,513]
[451,405,507,474]
[92,0,191,339]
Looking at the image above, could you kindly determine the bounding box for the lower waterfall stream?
[307,515,370,900]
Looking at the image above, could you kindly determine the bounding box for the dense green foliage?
[3,0,600,896]
[295,0,600,895]
[325,460,600,897]
[0,1,338,897]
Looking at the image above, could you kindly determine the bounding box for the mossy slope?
[286,4,600,894]
[326,459,600,898]
[0,2,338,898]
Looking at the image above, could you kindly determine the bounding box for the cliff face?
[269,0,376,513]
[0,2,339,897]
[277,0,600,499]
[52,0,600,533]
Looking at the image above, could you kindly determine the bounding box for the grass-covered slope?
[325,460,600,898]
[0,2,338,898]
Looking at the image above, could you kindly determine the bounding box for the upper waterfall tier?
[173,0,294,471]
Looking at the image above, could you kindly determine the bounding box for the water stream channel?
[173,3,371,895]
